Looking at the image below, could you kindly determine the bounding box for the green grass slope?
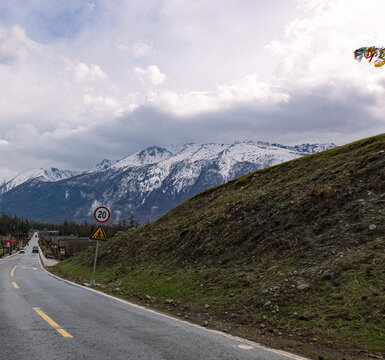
[52,133,385,360]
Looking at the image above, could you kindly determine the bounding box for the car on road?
[19,247,25,254]
[32,246,39,253]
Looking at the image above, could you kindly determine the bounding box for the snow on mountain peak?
[0,167,79,194]
[112,145,174,169]
[87,159,118,173]
[41,168,79,181]
[103,140,336,174]
[99,140,336,198]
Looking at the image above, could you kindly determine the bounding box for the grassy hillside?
[52,133,385,360]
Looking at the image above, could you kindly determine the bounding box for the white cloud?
[218,74,290,104]
[266,0,385,86]
[131,42,152,58]
[0,139,10,146]
[134,65,166,86]
[146,74,290,116]
[263,0,385,137]
[83,94,119,108]
[128,103,139,111]
[0,25,39,67]
[74,63,107,82]
[114,41,152,58]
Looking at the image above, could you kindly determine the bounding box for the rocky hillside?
[52,134,385,359]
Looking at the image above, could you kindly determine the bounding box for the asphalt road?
[0,233,308,360]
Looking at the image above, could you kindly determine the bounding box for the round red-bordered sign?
[94,206,111,223]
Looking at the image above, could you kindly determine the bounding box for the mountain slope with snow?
[0,140,336,222]
[0,168,79,195]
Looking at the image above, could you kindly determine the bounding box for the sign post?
[90,241,99,286]
[60,248,66,261]
[90,206,110,286]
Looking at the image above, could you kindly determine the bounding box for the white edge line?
[38,255,310,360]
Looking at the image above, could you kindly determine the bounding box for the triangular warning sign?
[90,225,107,241]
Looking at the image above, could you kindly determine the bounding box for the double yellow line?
[11,265,17,277]
[11,266,19,289]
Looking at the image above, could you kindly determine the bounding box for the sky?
[0,0,384,178]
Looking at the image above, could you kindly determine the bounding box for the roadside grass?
[51,133,385,360]
[54,242,385,353]
[277,245,385,353]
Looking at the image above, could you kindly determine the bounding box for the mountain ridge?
[0,167,79,195]
[0,140,336,222]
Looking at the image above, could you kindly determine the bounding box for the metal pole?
[90,241,99,286]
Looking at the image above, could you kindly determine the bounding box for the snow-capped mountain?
[0,168,79,195]
[0,140,336,222]
[106,141,326,195]
[86,159,118,174]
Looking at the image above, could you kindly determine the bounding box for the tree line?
[0,213,30,238]
[0,213,30,255]
[0,213,139,255]
[42,216,139,238]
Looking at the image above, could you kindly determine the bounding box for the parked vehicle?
[19,247,25,254]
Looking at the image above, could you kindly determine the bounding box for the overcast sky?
[0,0,384,178]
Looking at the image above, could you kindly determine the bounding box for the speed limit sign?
[94,206,111,223]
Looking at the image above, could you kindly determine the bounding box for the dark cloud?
[44,82,381,170]
[2,78,382,176]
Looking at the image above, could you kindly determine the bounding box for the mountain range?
[0,140,336,223]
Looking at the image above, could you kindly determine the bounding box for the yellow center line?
[33,307,73,338]
[56,328,73,338]
[12,281,19,289]
[11,265,17,277]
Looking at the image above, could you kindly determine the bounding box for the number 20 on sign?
[94,206,111,223]
[90,205,110,286]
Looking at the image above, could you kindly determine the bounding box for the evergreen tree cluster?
[0,213,30,237]
[0,213,30,253]
[31,216,139,238]
[0,213,139,256]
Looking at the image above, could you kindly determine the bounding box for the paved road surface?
[0,233,308,360]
